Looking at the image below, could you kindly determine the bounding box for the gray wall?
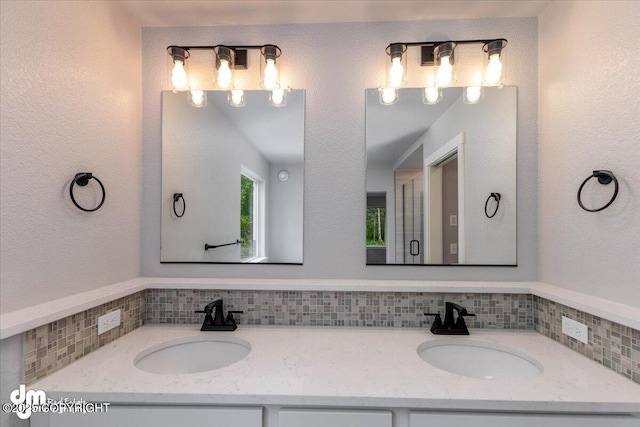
[0,1,142,313]
[268,163,304,263]
[142,18,538,280]
[538,1,640,305]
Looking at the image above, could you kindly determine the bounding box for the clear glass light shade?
[379,86,398,105]
[214,46,235,90]
[423,87,442,104]
[167,47,190,91]
[171,60,189,91]
[385,44,407,88]
[464,86,484,104]
[228,89,245,107]
[189,90,207,108]
[434,42,457,88]
[261,45,281,90]
[270,88,286,107]
[482,39,507,87]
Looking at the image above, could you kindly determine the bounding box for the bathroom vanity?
[30,325,640,427]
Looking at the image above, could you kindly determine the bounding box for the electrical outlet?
[97,309,121,335]
[449,215,458,226]
[562,316,588,344]
[450,243,458,255]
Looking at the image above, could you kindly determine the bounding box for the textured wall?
[0,1,142,312]
[538,2,640,305]
[142,18,538,280]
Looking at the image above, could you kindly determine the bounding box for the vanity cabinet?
[279,408,392,427]
[409,411,640,427]
[31,405,263,427]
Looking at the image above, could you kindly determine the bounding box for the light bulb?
[190,90,205,107]
[270,89,285,106]
[424,87,440,104]
[263,59,278,90]
[230,89,244,107]
[486,53,503,85]
[217,59,233,89]
[380,87,397,105]
[437,55,453,87]
[389,57,404,88]
[171,60,188,91]
[466,86,482,104]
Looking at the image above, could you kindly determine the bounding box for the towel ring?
[577,170,618,212]
[69,173,105,212]
[173,193,185,217]
[484,193,501,218]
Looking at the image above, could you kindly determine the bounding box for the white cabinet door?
[410,411,640,427]
[279,408,392,427]
[32,405,263,427]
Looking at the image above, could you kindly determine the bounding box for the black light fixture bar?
[167,44,281,70]
[385,38,507,66]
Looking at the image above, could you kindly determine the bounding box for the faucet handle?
[424,313,443,328]
[225,311,244,327]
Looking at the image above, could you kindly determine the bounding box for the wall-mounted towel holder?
[173,193,185,217]
[484,192,501,218]
[69,172,105,212]
[577,170,618,212]
[204,240,242,251]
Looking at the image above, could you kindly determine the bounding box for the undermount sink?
[417,339,543,381]
[134,335,251,374]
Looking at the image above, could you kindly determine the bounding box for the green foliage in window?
[240,175,254,258]
[366,207,386,246]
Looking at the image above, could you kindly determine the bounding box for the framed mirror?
[161,90,304,264]
[366,86,516,266]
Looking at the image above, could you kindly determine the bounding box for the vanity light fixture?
[386,43,407,89]
[260,45,281,90]
[434,42,456,88]
[379,38,507,105]
[168,46,190,91]
[213,45,235,90]
[483,39,507,86]
[166,43,286,108]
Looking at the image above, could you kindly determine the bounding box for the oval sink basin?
[417,339,542,381]
[134,335,251,375]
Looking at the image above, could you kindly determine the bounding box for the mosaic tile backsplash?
[533,296,640,384]
[145,289,533,329]
[22,288,639,386]
[23,291,145,384]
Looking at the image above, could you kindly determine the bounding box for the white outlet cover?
[98,309,121,335]
[449,215,458,226]
[562,316,588,344]
[450,243,458,255]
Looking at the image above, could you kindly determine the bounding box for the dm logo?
[10,384,46,419]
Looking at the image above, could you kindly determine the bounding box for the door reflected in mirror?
[366,86,516,266]
[162,90,304,264]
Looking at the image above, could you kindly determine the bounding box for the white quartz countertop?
[31,326,640,413]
